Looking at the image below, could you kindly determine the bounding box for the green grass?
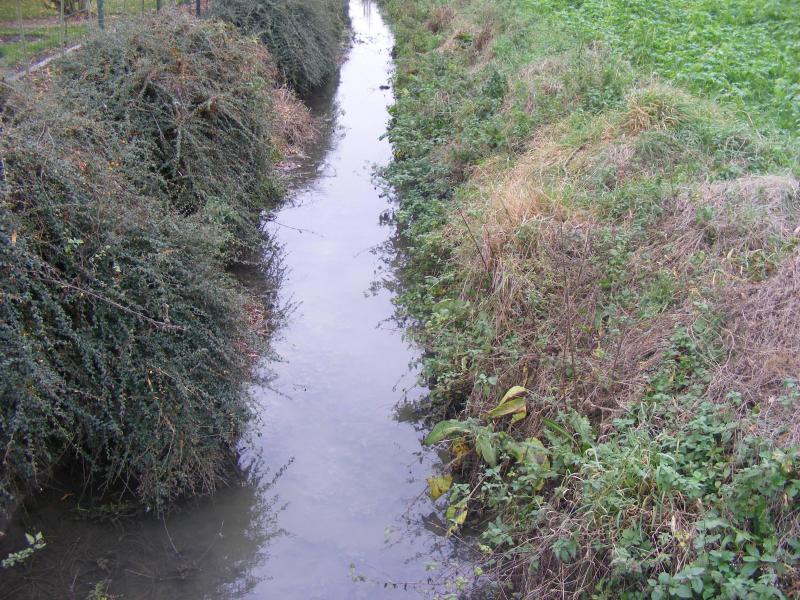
[527,0,800,133]
[0,0,190,70]
[0,24,85,67]
[0,0,54,21]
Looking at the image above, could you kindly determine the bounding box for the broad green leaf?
[424,420,471,445]
[691,578,703,594]
[503,440,527,462]
[487,396,527,419]
[475,432,497,466]
[503,437,548,464]
[427,475,453,501]
[671,584,693,599]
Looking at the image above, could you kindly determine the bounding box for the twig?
[38,275,185,331]
[457,206,489,273]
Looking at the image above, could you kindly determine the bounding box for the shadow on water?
[1,1,477,598]
[0,462,287,600]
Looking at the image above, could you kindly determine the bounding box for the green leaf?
[424,420,471,445]
[691,578,703,594]
[740,561,759,577]
[487,396,527,419]
[672,584,693,598]
[476,432,497,466]
[427,475,453,500]
[446,508,468,536]
[543,417,570,439]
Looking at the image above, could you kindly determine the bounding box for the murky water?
[1,2,468,598]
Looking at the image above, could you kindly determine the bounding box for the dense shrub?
[0,14,316,515]
[211,0,345,93]
[55,14,295,261]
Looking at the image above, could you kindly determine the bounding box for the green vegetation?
[0,13,315,517]
[0,0,183,20]
[0,23,86,69]
[211,0,346,93]
[0,0,197,73]
[382,0,800,596]
[0,0,54,21]
[529,0,800,133]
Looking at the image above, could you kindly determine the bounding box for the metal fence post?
[59,0,64,54]
[195,0,200,17]
[14,0,29,73]
[156,0,161,11]
[97,0,105,29]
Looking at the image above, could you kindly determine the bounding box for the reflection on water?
[0,464,286,600]
[1,1,472,598]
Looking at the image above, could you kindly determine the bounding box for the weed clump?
[211,0,345,94]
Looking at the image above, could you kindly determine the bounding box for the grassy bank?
[381,0,800,596]
[0,11,320,523]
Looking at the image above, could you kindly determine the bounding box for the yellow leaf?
[487,396,527,420]
[452,438,470,463]
[447,509,468,536]
[500,385,527,404]
[427,475,453,501]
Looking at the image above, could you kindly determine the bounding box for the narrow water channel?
[1,2,466,598]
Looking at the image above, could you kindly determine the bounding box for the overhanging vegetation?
[0,13,316,516]
[211,0,347,94]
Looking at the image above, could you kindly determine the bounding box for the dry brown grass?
[710,252,800,434]
[437,13,497,65]
[621,84,693,133]
[425,4,455,33]
[443,92,799,446]
[270,85,318,156]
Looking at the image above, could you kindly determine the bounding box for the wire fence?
[1,0,210,78]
